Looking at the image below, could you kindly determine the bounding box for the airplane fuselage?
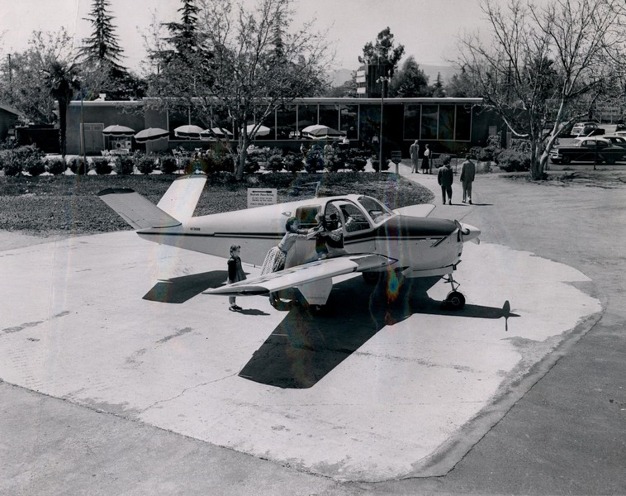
[136,194,479,278]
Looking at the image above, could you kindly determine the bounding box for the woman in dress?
[421,144,431,174]
[260,217,307,275]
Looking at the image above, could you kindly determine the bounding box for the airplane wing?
[203,254,396,296]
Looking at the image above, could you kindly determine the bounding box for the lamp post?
[377,74,390,170]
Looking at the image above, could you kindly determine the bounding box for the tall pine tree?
[79,0,125,73]
[79,0,145,100]
[162,0,201,62]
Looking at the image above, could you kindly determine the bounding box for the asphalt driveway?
[1,165,625,495]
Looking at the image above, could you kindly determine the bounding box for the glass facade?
[167,99,475,144]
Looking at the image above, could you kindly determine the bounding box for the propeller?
[455,220,480,244]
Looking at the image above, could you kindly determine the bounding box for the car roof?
[573,136,610,143]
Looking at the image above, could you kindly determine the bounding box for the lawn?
[0,172,433,236]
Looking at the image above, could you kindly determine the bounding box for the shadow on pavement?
[143,270,229,303]
[239,276,518,388]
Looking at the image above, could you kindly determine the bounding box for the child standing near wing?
[227,245,246,311]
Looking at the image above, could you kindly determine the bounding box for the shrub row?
[0,144,395,178]
[0,147,175,177]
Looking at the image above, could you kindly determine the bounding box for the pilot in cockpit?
[309,212,345,259]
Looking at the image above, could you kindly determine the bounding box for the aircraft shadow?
[143,270,229,303]
[239,276,519,389]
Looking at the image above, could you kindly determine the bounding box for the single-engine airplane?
[99,173,480,309]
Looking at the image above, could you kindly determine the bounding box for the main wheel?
[269,293,293,311]
[362,271,380,284]
[445,291,466,310]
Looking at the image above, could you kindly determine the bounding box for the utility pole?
[377,73,390,170]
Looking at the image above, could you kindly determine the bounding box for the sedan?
[550,138,625,164]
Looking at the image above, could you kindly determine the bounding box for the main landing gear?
[442,274,466,310]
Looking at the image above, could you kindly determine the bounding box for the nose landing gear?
[442,274,466,310]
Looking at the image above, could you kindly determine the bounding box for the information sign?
[247,188,277,208]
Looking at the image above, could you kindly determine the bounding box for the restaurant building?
[64,96,501,157]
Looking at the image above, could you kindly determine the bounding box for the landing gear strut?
[442,274,466,310]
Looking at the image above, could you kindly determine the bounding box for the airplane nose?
[460,223,481,243]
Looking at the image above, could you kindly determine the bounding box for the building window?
[297,105,318,132]
[359,104,380,144]
[421,104,438,140]
[319,105,340,129]
[438,104,455,140]
[455,104,472,141]
[403,104,420,139]
[339,105,358,139]
[276,105,296,140]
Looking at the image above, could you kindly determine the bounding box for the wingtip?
[97,188,136,196]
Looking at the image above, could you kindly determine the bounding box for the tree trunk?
[531,150,550,180]
[235,134,249,181]
[58,98,67,157]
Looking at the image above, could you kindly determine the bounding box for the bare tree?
[146,0,330,180]
[459,0,626,179]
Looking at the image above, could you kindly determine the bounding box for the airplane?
[98,173,481,310]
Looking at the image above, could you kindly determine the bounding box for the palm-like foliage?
[44,61,81,156]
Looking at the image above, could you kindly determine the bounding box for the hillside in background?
[329,64,458,88]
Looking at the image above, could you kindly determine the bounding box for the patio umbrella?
[201,127,233,138]
[246,124,270,137]
[174,124,204,139]
[102,124,135,136]
[134,127,170,143]
[302,124,345,139]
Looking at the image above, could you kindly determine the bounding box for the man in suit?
[409,140,419,173]
[460,155,476,204]
[437,157,454,205]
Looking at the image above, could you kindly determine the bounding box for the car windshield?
[357,196,393,223]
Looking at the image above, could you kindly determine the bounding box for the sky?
[0,0,493,74]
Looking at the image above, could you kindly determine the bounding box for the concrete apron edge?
[402,306,604,480]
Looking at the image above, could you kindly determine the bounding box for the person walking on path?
[437,156,454,204]
[460,155,476,204]
[409,140,420,173]
[227,245,246,311]
[421,144,431,174]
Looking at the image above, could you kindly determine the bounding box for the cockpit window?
[340,203,371,232]
[294,205,321,228]
[357,196,393,223]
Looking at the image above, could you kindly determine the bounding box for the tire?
[445,291,466,310]
[362,272,381,284]
[603,156,616,165]
[560,155,571,165]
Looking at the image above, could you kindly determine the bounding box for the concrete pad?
[0,231,601,482]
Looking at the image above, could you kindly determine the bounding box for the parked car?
[571,121,603,137]
[592,134,626,149]
[550,137,625,164]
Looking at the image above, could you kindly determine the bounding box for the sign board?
[356,87,366,94]
[247,188,277,208]
[391,151,402,164]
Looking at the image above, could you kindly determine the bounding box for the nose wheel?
[442,275,466,310]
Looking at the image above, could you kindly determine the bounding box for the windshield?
[357,196,394,223]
